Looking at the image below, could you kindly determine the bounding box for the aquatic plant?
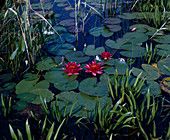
[85,61,104,76]
[62,62,82,76]
[100,51,112,60]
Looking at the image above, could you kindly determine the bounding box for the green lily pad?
[157,58,170,76]
[123,32,148,43]
[156,44,170,57]
[29,88,53,104]
[119,43,146,57]
[89,26,113,37]
[106,59,129,75]
[13,100,28,111]
[118,13,136,19]
[45,69,78,84]
[153,35,170,44]
[54,80,79,91]
[48,43,75,55]
[142,81,161,96]
[23,73,39,81]
[105,38,128,49]
[36,57,56,71]
[129,24,150,33]
[0,73,13,85]
[65,51,90,63]
[83,45,105,56]
[104,18,121,25]
[79,77,109,97]
[103,66,115,75]
[2,82,16,91]
[53,26,67,34]
[16,80,49,94]
[55,91,112,117]
[132,64,160,81]
[60,19,75,26]
[16,79,52,104]
[106,25,122,32]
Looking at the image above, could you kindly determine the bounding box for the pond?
[0,0,170,139]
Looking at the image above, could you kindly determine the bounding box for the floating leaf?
[105,38,128,49]
[54,80,79,91]
[132,64,160,81]
[89,26,113,37]
[36,57,56,71]
[66,51,90,63]
[83,45,105,56]
[142,81,161,96]
[48,43,75,55]
[57,2,68,7]
[157,58,170,76]
[13,100,28,111]
[103,66,115,75]
[119,43,146,57]
[129,24,150,33]
[2,82,16,91]
[156,44,170,57]
[0,64,3,72]
[0,73,13,85]
[23,73,39,81]
[45,69,77,84]
[153,35,170,44]
[104,18,121,25]
[106,59,129,75]
[60,19,75,26]
[79,77,109,97]
[123,32,148,43]
[118,13,136,19]
[106,25,122,32]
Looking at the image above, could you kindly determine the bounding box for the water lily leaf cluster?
[132,64,160,81]
[15,74,53,110]
[89,26,113,37]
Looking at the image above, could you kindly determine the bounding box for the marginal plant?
[9,118,65,140]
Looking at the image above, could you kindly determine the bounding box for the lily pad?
[79,77,109,97]
[0,64,3,72]
[23,73,39,81]
[45,69,78,84]
[60,19,75,26]
[103,66,115,75]
[2,82,16,91]
[129,24,150,33]
[106,25,122,32]
[157,58,170,76]
[89,26,113,37]
[83,45,105,56]
[48,43,75,55]
[142,81,161,96]
[156,44,170,57]
[105,38,128,49]
[106,59,129,75]
[36,57,56,71]
[123,32,148,43]
[153,35,170,44]
[119,43,146,57]
[16,80,49,95]
[66,51,90,63]
[132,64,160,81]
[118,13,136,20]
[104,18,121,25]
[54,80,79,91]
[0,73,13,85]
[55,91,111,117]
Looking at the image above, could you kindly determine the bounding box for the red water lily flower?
[85,61,104,76]
[100,51,112,60]
[62,62,82,76]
